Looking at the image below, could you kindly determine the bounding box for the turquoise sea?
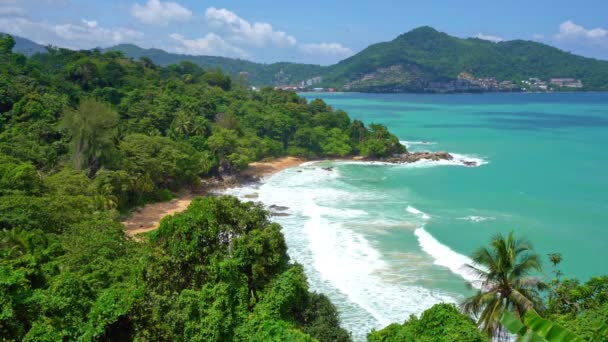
[225,92,608,340]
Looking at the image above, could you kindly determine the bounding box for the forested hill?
[0,33,403,341]
[6,35,325,86]
[7,26,608,91]
[321,26,608,91]
[103,44,325,87]
[4,34,47,56]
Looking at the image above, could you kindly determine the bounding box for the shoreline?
[121,150,477,237]
[122,156,306,237]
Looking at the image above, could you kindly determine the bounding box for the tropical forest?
[0,27,607,342]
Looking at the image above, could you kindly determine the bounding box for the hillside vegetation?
[1,32,607,342]
[0,34,402,341]
[10,27,608,91]
[322,27,608,91]
[102,44,325,87]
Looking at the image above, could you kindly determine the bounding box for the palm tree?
[461,232,547,339]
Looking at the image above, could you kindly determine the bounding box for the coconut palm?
[461,232,547,339]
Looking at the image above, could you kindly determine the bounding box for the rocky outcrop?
[383,151,453,164]
[269,205,289,211]
[269,204,290,217]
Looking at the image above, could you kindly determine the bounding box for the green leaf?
[523,311,584,342]
[500,311,526,335]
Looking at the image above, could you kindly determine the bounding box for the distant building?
[499,81,517,91]
[302,76,323,88]
[550,78,583,88]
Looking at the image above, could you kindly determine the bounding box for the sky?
[0,0,607,65]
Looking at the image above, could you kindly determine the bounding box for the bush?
[368,303,487,342]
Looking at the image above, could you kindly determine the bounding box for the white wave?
[400,140,437,147]
[336,160,394,166]
[414,227,482,289]
[459,215,495,223]
[406,205,431,220]
[333,153,488,169]
[221,165,456,340]
[397,153,489,169]
[299,160,321,167]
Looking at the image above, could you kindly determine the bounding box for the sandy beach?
[122,156,305,237]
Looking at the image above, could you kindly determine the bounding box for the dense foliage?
[0,33,406,341]
[13,26,608,91]
[0,34,403,213]
[367,303,487,342]
[546,274,608,341]
[103,44,325,87]
[462,232,546,337]
[323,27,608,91]
[2,32,606,341]
[101,29,608,91]
[0,195,351,341]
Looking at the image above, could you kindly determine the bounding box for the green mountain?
[322,26,608,91]
[6,27,608,91]
[103,44,325,87]
[2,34,47,56]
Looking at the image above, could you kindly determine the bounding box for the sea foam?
[222,166,456,340]
[459,215,495,223]
[414,227,482,288]
[398,138,489,168]
[406,205,431,220]
[400,140,437,147]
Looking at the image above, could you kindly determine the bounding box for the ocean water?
[224,92,608,340]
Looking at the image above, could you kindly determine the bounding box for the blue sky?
[1,0,607,64]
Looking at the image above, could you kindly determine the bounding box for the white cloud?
[131,0,192,26]
[552,20,608,56]
[82,19,98,28]
[205,7,296,48]
[299,42,353,58]
[475,33,504,42]
[0,17,143,49]
[200,7,353,63]
[1,3,353,64]
[169,32,248,58]
[555,20,608,41]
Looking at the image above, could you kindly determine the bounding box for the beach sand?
[122,156,305,237]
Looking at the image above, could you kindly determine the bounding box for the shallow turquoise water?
[227,92,608,340]
[302,92,608,281]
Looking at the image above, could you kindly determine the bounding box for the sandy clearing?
[122,156,305,237]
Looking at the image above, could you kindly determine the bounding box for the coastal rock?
[383,151,453,164]
[321,167,334,171]
[271,212,290,217]
[269,204,289,211]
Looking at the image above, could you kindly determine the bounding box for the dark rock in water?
[463,161,477,167]
[269,204,289,211]
[297,170,303,172]
[321,167,334,171]
[271,212,290,217]
[383,151,453,164]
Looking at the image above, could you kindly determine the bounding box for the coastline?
[122,156,306,236]
[121,149,483,237]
